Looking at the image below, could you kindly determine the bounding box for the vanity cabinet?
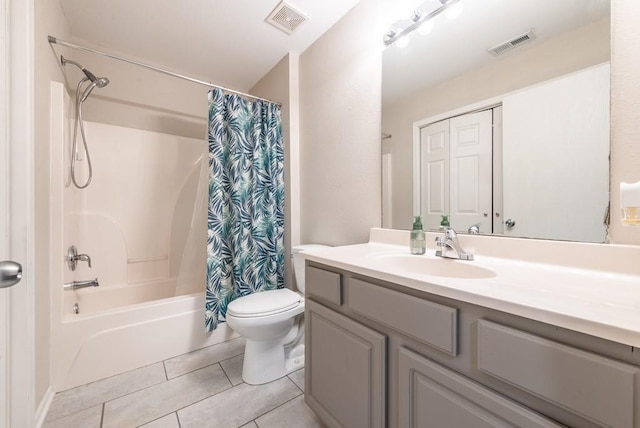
[305,262,640,428]
[398,347,561,428]
[306,298,386,428]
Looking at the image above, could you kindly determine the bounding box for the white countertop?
[302,235,640,348]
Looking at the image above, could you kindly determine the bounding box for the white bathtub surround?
[49,82,219,391]
[43,339,322,428]
[302,228,640,348]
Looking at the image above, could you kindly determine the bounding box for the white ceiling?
[382,0,610,106]
[57,0,360,92]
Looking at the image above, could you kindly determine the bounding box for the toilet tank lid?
[292,244,330,253]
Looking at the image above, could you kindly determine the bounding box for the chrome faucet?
[64,278,99,291]
[435,227,474,261]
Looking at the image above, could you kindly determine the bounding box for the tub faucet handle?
[67,245,92,270]
[76,253,92,268]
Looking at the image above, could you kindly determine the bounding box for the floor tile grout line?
[167,380,237,419]
[286,373,304,394]
[46,363,168,422]
[100,361,231,414]
[101,364,235,428]
[107,378,235,428]
[133,411,178,428]
[163,337,244,366]
[162,359,169,381]
[164,349,245,380]
[250,389,304,425]
[176,411,182,428]
[56,360,165,395]
[219,361,234,386]
[47,341,245,425]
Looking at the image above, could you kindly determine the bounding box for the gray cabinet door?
[477,320,640,428]
[398,347,563,428]
[305,299,386,428]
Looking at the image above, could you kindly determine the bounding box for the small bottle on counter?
[410,216,426,255]
[439,214,450,231]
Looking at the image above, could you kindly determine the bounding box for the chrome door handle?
[0,261,23,288]
[505,219,516,228]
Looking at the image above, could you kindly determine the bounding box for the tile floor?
[44,337,325,428]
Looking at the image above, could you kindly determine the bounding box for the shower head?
[94,76,110,88]
[61,55,109,90]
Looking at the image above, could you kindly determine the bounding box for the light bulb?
[395,36,409,48]
[445,2,463,20]
[418,20,434,35]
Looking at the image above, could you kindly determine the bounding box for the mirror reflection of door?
[501,64,609,242]
[419,109,494,233]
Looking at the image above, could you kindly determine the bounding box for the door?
[1,0,35,426]
[420,120,449,231]
[449,110,492,233]
[419,110,492,233]
[1,0,10,424]
[502,64,610,242]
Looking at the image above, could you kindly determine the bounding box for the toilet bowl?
[226,244,328,385]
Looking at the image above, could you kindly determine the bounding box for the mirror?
[381,0,611,243]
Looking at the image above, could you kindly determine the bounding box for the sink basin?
[373,254,496,279]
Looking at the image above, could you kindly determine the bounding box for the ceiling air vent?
[488,30,536,56]
[266,1,308,35]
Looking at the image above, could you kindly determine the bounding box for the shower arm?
[61,55,99,83]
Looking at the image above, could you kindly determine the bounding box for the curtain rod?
[48,36,282,106]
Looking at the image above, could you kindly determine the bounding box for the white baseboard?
[34,386,54,428]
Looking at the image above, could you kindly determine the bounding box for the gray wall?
[250,54,295,289]
[299,0,382,246]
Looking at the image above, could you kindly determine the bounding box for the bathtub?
[49,82,231,391]
[53,287,236,391]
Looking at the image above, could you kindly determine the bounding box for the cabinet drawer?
[306,266,342,305]
[399,347,562,428]
[348,279,457,356]
[477,320,640,428]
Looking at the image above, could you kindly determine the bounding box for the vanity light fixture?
[383,0,462,48]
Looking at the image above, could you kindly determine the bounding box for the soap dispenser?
[439,214,450,231]
[410,216,426,255]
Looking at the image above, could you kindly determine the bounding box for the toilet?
[226,244,328,385]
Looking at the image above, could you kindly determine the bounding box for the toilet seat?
[227,288,302,318]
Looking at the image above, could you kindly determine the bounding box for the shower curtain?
[205,88,284,331]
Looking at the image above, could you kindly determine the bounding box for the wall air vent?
[266,1,308,35]
[488,30,536,56]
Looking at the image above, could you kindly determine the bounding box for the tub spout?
[64,278,99,291]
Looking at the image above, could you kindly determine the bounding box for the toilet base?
[242,340,305,385]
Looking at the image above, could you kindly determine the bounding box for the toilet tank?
[292,244,330,294]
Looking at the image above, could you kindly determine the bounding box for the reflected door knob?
[0,260,22,288]
[505,219,516,228]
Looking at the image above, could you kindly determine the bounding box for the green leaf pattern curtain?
[205,88,284,331]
